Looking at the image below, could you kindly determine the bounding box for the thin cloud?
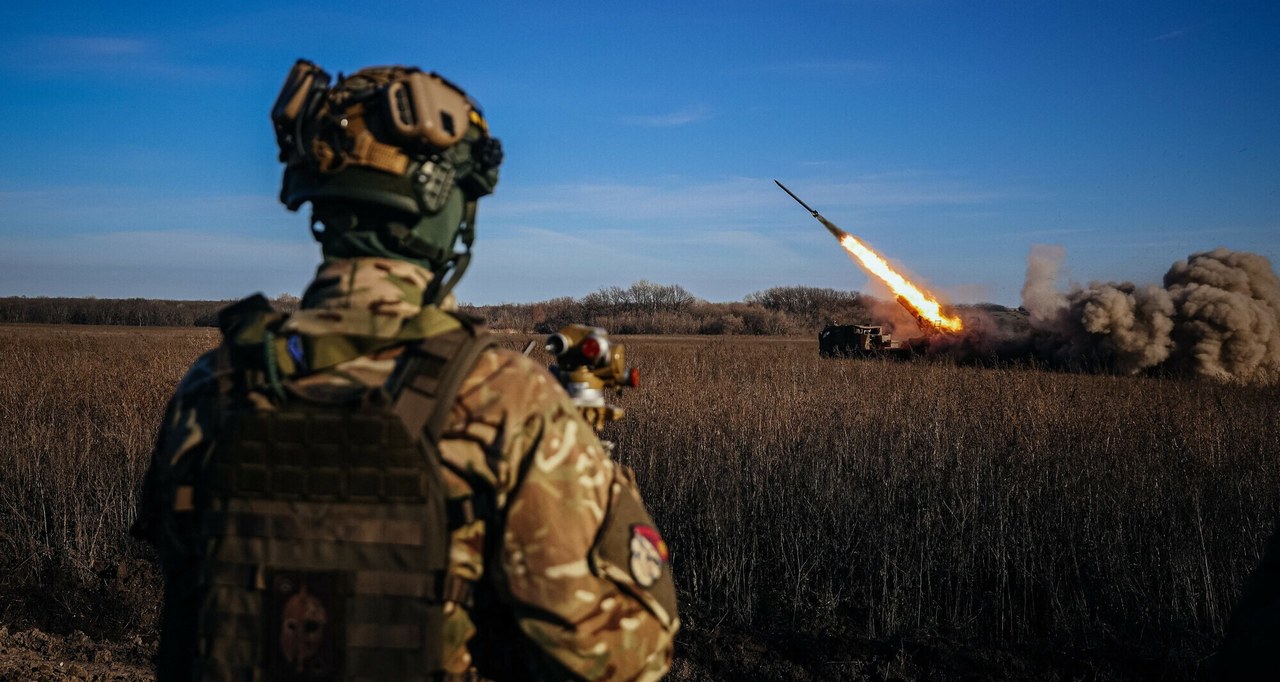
[8,35,235,82]
[47,36,151,57]
[1146,26,1195,42]
[768,59,882,76]
[2,229,313,267]
[0,229,317,299]
[0,187,293,234]
[15,34,156,67]
[622,105,713,127]
[1008,227,1101,238]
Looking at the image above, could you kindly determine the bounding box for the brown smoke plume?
[1020,247,1280,384]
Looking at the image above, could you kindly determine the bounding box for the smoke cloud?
[904,247,1280,385]
[1016,247,1280,384]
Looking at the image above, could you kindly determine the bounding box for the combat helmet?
[271,59,503,303]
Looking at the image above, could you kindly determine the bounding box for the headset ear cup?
[455,136,501,200]
[474,137,504,170]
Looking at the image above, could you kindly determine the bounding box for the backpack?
[183,295,493,681]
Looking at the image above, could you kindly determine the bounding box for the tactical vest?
[190,296,493,681]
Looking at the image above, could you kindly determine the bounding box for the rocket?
[774,180,848,239]
[775,179,961,336]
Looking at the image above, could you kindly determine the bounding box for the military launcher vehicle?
[818,323,909,358]
[819,294,957,358]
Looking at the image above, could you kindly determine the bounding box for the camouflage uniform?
[132,257,679,680]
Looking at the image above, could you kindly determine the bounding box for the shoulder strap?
[216,293,276,343]
[215,294,296,401]
[390,316,496,443]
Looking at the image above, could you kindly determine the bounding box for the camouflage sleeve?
[440,348,678,681]
[130,349,221,567]
[130,349,231,675]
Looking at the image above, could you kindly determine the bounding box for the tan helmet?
[271,60,503,300]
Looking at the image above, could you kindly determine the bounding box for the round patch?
[628,524,669,588]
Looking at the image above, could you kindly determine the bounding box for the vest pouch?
[194,404,450,681]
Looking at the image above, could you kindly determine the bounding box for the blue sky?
[1,1,1276,306]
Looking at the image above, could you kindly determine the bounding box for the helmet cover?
[272,60,503,275]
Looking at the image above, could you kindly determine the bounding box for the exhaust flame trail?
[773,179,963,333]
[836,232,965,333]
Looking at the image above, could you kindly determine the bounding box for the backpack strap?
[389,318,495,604]
[390,316,496,445]
[214,293,292,400]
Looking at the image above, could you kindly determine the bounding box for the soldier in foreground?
[131,60,678,681]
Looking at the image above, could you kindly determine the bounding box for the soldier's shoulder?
[466,344,558,387]
[457,343,567,410]
[174,348,222,400]
[216,293,273,326]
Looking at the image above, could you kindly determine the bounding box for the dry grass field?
[2,324,1279,679]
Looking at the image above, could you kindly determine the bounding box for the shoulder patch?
[286,334,308,372]
[629,524,669,588]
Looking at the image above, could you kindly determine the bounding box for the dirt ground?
[0,626,154,682]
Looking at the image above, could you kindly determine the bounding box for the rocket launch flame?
[774,180,963,333]
[835,232,964,333]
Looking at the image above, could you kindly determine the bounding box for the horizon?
[2,2,1277,308]
[0,282,1026,309]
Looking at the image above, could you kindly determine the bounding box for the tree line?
[461,281,873,335]
[0,295,300,328]
[1,285,876,335]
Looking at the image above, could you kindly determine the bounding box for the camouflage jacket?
[132,258,678,681]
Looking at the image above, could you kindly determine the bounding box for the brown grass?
[0,325,217,635]
[604,335,1280,678]
[2,325,1278,679]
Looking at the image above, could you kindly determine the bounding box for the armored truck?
[818,323,910,358]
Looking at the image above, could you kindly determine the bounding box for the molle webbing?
[199,407,450,680]
[194,320,494,682]
[209,410,432,503]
